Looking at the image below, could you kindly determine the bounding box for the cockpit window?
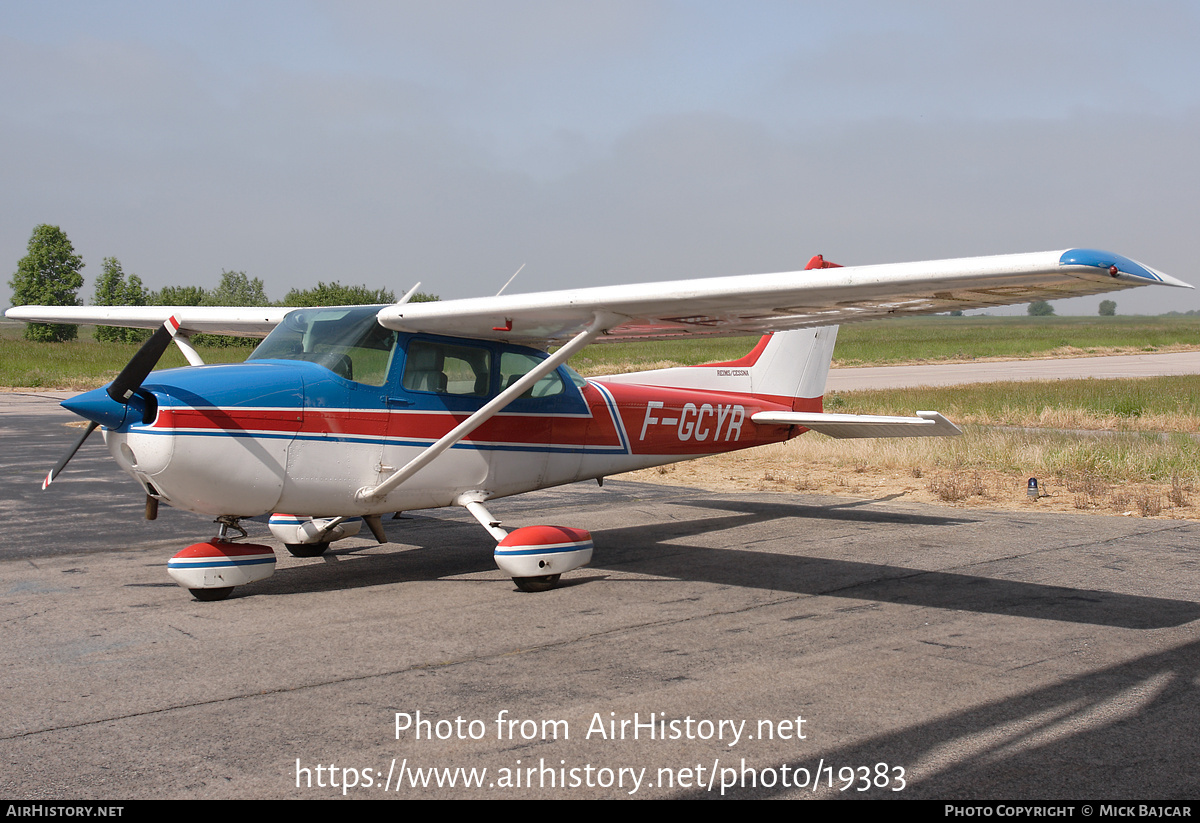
[499,351,566,397]
[248,305,397,386]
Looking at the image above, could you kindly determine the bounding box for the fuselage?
[70,306,809,518]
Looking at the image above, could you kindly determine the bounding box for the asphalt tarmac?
[2,390,1199,800]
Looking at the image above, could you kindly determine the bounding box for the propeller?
[43,421,99,490]
[106,317,179,405]
[44,316,181,489]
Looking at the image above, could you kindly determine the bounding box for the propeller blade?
[43,421,99,490]
[107,316,180,404]
[48,315,182,489]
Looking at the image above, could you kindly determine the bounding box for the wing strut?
[354,311,620,505]
[172,332,204,366]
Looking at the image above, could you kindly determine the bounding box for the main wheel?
[189,587,233,602]
[512,574,561,593]
[285,542,330,558]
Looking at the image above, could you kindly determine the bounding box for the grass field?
[826,374,1200,433]
[0,321,255,389]
[826,376,1200,478]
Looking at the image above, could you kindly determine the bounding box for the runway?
[2,388,1199,799]
[827,350,1200,391]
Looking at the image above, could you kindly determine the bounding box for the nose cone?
[61,387,130,429]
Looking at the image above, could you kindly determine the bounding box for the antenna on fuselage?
[496,263,525,296]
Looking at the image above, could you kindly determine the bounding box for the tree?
[202,270,270,307]
[281,282,440,307]
[153,285,206,306]
[92,257,149,342]
[9,224,84,342]
[193,270,271,348]
[1099,300,1117,317]
[1027,300,1055,317]
[282,281,396,307]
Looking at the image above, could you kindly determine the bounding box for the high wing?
[376,249,1189,346]
[3,305,289,337]
[4,249,1188,345]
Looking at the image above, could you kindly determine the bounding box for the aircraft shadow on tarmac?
[240,492,1200,631]
[677,633,1200,799]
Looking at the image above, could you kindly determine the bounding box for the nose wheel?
[284,542,330,557]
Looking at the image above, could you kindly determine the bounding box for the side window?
[499,351,565,398]
[403,340,492,397]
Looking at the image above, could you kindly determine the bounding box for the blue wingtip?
[1059,249,1164,281]
[1059,248,1191,288]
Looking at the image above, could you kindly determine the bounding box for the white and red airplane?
[7,249,1189,600]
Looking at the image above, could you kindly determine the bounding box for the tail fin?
[746,327,839,409]
[599,326,839,412]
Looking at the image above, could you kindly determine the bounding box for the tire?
[285,542,330,557]
[190,587,233,602]
[512,574,561,593]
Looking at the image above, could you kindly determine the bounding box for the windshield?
[248,305,397,386]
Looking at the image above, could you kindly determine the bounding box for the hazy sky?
[3,1,1198,315]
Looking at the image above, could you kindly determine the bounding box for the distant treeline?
[8,223,436,344]
[99,268,439,347]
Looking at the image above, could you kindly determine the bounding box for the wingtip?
[1059,249,1192,289]
[1152,268,1193,289]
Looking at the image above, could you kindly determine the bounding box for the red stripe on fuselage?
[155,406,303,433]
[149,381,818,455]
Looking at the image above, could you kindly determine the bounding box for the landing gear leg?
[454,491,591,593]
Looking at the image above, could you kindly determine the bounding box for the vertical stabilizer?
[755,327,840,409]
[597,326,840,411]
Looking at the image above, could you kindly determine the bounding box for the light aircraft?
[7,249,1189,600]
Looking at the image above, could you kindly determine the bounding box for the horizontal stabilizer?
[751,410,961,439]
